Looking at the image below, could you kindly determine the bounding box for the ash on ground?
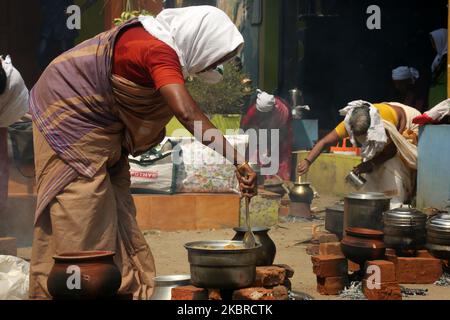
[339,282,366,300]
[434,273,450,287]
[401,287,428,297]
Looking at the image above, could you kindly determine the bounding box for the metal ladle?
[243,196,257,248]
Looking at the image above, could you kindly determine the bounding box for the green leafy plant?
[112,0,154,26]
[186,61,253,115]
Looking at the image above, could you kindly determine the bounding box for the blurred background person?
[0,55,29,214]
[392,66,427,112]
[38,0,97,70]
[241,89,292,181]
[428,28,448,109]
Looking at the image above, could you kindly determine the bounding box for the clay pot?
[341,227,386,268]
[47,251,122,300]
[232,227,276,266]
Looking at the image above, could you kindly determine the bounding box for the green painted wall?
[259,0,280,93]
[294,151,361,197]
[75,0,106,44]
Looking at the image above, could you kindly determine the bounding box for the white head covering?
[0,55,29,128]
[138,6,244,78]
[339,100,387,160]
[430,29,448,73]
[392,66,420,82]
[256,89,275,113]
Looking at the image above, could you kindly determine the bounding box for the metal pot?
[344,192,390,233]
[383,206,427,253]
[263,182,287,196]
[426,213,450,260]
[289,182,314,203]
[150,275,191,300]
[232,227,276,266]
[341,227,386,268]
[184,240,261,289]
[325,204,344,239]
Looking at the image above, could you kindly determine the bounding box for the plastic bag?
[0,255,30,300]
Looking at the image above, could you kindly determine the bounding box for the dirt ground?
[17,194,450,300]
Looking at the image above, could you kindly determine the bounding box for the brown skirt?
[29,126,156,300]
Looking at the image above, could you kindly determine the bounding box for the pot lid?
[345,192,390,200]
[326,205,344,212]
[383,207,427,226]
[427,213,450,232]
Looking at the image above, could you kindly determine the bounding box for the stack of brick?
[306,231,339,257]
[362,260,402,300]
[385,249,443,284]
[171,265,294,301]
[311,255,349,295]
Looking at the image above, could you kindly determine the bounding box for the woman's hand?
[297,159,311,176]
[236,163,257,198]
[353,161,375,175]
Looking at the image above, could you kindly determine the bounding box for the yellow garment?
[335,103,398,139]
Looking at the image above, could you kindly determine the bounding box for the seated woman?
[297,101,421,207]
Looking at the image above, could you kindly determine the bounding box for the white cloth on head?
[339,100,387,160]
[138,6,244,78]
[256,89,275,113]
[430,29,448,73]
[425,99,450,122]
[392,66,420,82]
[0,55,29,128]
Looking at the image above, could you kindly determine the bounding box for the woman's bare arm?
[160,83,256,196]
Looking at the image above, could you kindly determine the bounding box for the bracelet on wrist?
[304,158,312,165]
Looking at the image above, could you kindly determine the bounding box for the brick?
[311,255,348,277]
[171,286,208,300]
[306,244,320,256]
[317,276,349,295]
[273,264,295,278]
[319,242,344,257]
[396,257,442,284]
[208,289,222,301]
[348,260,361,273]
[0,237,17,256]
[315,232,339,244]
[272,286,289,300]
[364,260,396,283]
[254,266,286,287]
[232,288,276,301]
[362,280,402,300]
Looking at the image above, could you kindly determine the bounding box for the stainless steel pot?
[344,192,391,233]
[184,240,261,289]
[426,213,450,260]
[150,275,191,300]
[325,204,344,239]
[383,207,427,252]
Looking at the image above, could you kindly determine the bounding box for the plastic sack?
[174,135,248,193]
[0,255,30,300]
[129,139,177,194]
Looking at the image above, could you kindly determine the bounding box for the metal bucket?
[344,192,391,234]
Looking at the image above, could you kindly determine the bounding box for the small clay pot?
[47,251,122,300]
[341,227,386,268]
